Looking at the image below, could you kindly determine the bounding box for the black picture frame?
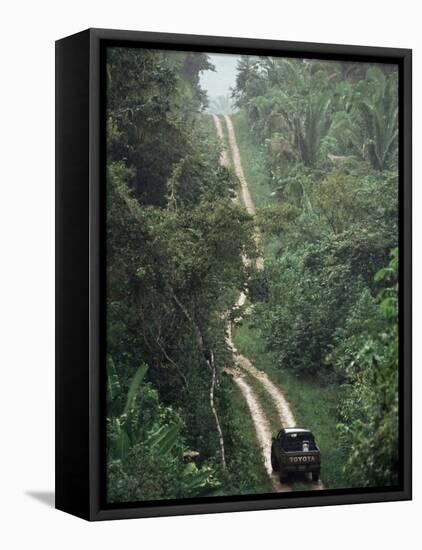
[55,28,412,521]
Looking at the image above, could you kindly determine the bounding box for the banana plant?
[106,355,219,496]
[106,358,185,462]
[107,358,149,460]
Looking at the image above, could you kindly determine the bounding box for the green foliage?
[107,360,219,502]
[123,364,148,416]
[234,57,398,174]
[106,47,266,502]
[106,47,215,206]
[106,355,120,406]
[105,46,400,501]
[336,249,399,487]
[257,203,301,237]
[234,323,348,489]
[332,67,399,170]
[235,58,335,166]
[232,58,399,488]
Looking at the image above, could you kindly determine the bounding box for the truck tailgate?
[286,451,320,467]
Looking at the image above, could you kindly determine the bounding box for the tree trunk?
[208,349,227,469]
[170,288,227,470]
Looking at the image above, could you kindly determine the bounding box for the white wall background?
[0,1,419,548]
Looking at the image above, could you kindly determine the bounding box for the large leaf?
[123,364,148,416]
[115,428,131,460]
[148,423,182,456]
[183,463,219,496]
[110,418,131,460]
[106,355,120,403]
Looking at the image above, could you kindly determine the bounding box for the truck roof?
[283,427,312,434]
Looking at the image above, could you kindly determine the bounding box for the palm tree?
[256,59,333,166]
[357,67,399,170]
[330,66,399,170]
[208,95,234,115]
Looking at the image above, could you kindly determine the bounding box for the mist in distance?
[200,53,240,114]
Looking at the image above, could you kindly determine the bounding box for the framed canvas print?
[55,28,412,520]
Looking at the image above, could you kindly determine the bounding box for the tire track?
[212,114,230,168]
[232,350,296,428]
[224,114,264,270]
[230,371,292,492]
[223,114,256,216]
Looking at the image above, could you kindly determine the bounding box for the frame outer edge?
[80,29,412,520]
[89,28,102,521]
[402,48,412,500]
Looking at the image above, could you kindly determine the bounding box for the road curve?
[230,371,292,493]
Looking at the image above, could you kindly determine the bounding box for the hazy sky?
[200,53,240,101]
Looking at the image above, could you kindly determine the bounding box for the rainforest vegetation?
[106,48,399,502]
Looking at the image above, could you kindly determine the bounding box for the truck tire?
[271,450,279,471]
[312,470,320,482]
[279,471,288,484]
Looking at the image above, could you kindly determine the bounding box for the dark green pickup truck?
[271,427,321,483]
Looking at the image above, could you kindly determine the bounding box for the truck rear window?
[282,433,317,452]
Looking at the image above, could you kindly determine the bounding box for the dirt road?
[213,113,324,492]
[224,115,264,270]
[212,114,230,168]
